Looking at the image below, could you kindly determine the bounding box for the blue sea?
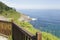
[18,9,60,37]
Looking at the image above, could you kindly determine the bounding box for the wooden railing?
[0,20,42,40]
[12,23,42,40]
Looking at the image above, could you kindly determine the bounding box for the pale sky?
[0,0,60,9]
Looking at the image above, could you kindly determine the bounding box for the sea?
[18,9,60,38]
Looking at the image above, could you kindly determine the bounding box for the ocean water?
[18,9,60,37]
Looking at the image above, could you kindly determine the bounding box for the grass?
[8,35,12,40]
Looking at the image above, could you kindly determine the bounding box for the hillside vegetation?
[0,2,20,20]
[0,2,60,40]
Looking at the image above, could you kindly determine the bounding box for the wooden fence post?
[36,32,42,40]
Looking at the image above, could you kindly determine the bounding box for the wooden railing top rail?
[12,23,35,38]
[0,20,12,23]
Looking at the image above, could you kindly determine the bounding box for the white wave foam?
[31,18,37,21]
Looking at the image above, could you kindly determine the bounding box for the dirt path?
[0,36,8,40]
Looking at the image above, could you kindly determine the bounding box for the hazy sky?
[0,0,60,9]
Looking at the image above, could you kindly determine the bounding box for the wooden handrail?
[0,20,12,23]
[12,23,35,37]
